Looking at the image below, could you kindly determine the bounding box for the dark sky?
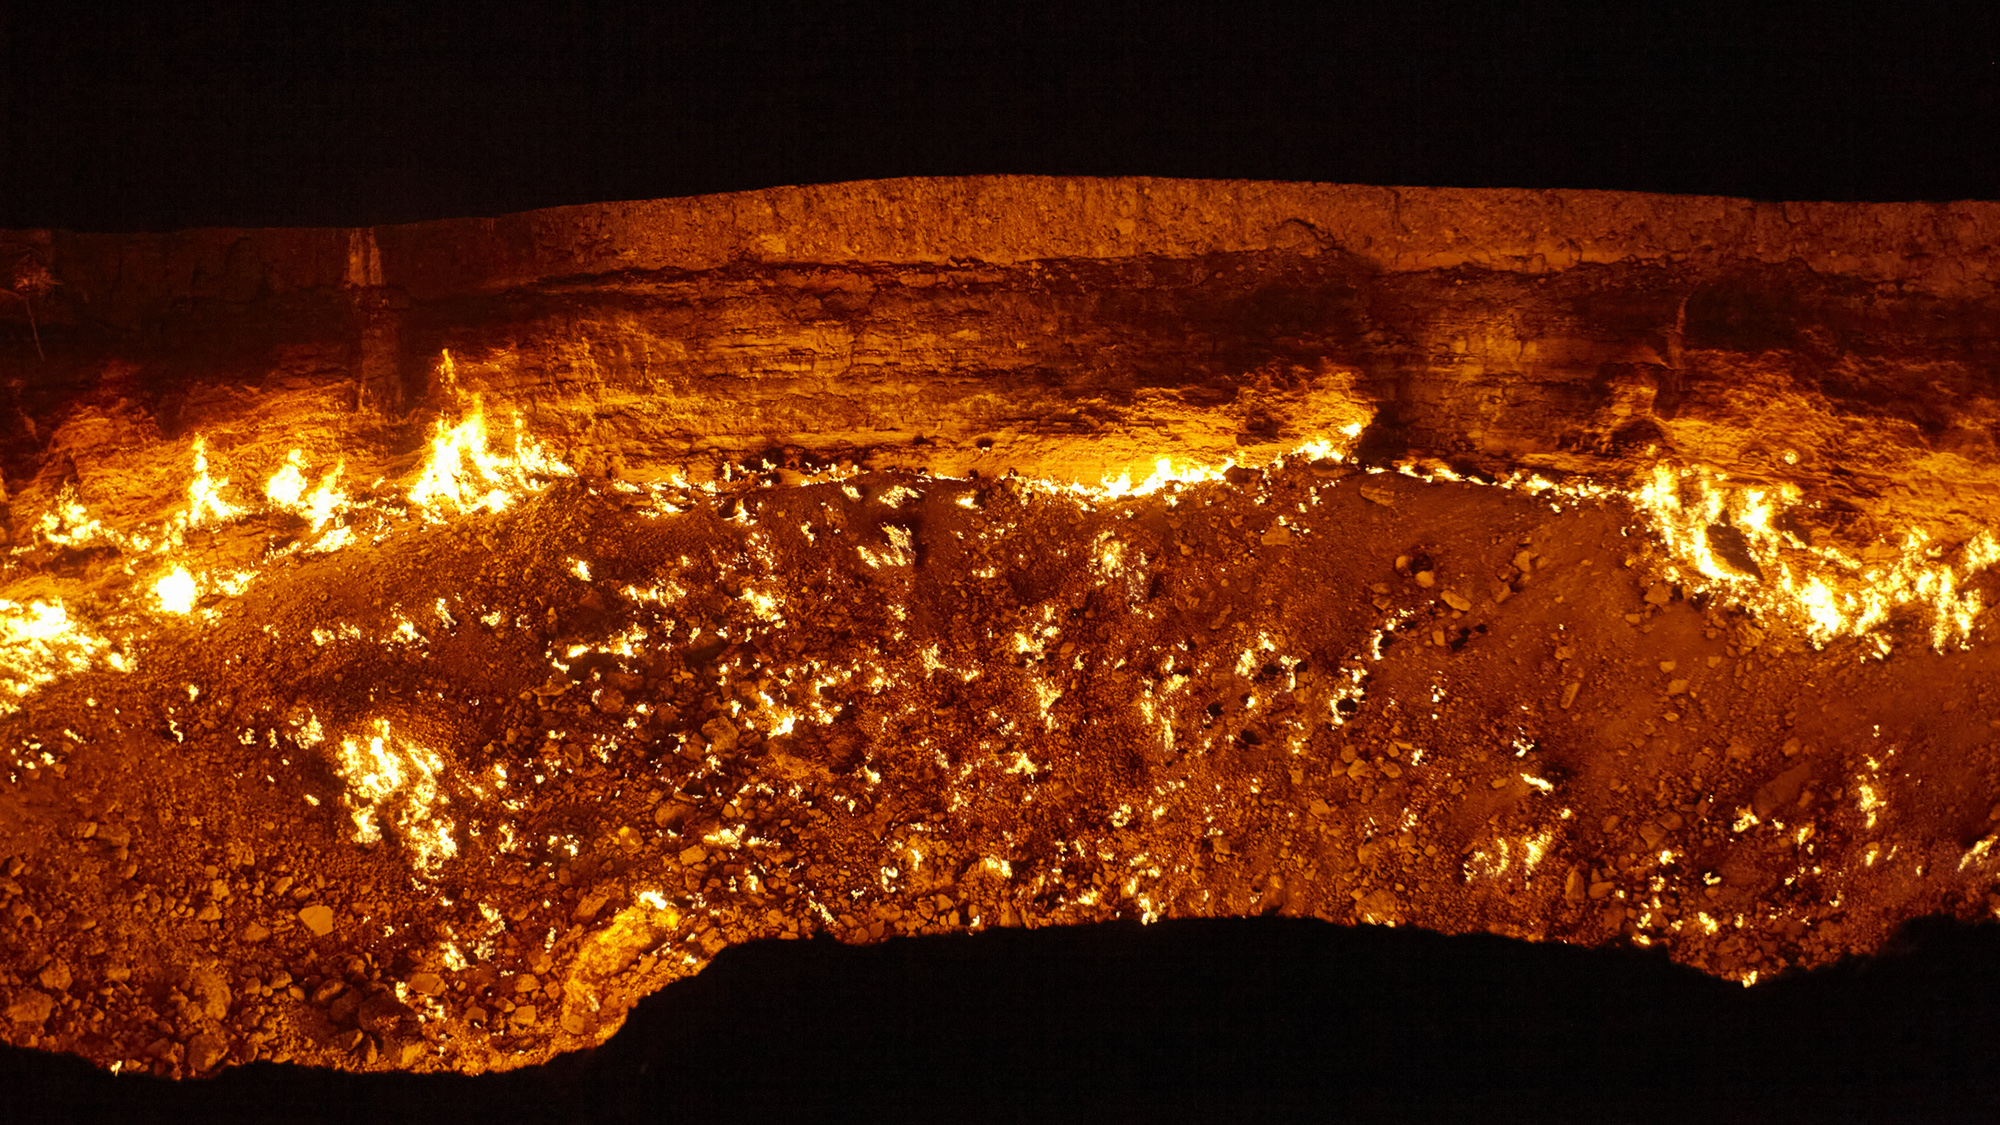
[3,1,1998,231]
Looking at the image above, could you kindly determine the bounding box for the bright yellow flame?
[1628,461,1998,650]
[0,598,111,716]
[155,566,198,614]
[185,437,242,529]
[266,450,307,508]
[408,387,571,520]
[334,718,458,872]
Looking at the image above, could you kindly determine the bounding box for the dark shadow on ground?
[6,915,1999,1124]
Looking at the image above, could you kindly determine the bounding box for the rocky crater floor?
[1,176,1999,1077]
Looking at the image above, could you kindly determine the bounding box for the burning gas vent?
[2,177,1999,1077]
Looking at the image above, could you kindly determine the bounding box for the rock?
[4,989,54,1027]
[311,980,347,1005]
[1560,681,1580,710]
[186,1033,228,1073]
[700,717,737,752]
[572,889,612,922]
[406,972,446,997]
[195,903,222,922]
[357,993,415,1035]
[678,846,708,866]
[1643,582,1671,606]
[1359,484,1397,506]
[1753,763,1814,818]
[1666,679,1688,695]
[298,904,336,936]
[1413,570,1436,588]
[36,961,70,991]
[1260,525,1293,546]
[1588,881,1616,900]
[511,1004,538,1027]
[1441,590,1472,611]
[189,968,232,1020]
[241,921,271,943]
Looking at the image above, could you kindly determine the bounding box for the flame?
[1628,462,1998,649]
[408,394,571,520]
[0,598,112,717]
[184,437,242,530]
[155,566,198,614]
[334,718,458,872]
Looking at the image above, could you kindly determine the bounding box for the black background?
[4,1,1999,232]
[4,2,2000,1121]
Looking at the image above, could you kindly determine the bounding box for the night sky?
[4,3,2000,1122]
[3,2,1998,232]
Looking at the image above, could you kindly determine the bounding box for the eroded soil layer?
[3,462,1999,1076]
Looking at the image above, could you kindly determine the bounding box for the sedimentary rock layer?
[0,177,1997,1076]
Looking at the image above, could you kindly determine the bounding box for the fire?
[408,400,571,521]
[1628,462,1998,650]
[0,598,111,716]
[334,718,459,872]
[183,437,242,531]
[154,566,198,615]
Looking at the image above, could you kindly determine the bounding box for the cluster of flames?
[1628,462,2000,652]
[4,354,1997,850]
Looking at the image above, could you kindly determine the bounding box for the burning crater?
[2,177,2000,1076]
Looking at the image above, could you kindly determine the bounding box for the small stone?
[678,846,708,866]
[311,979,346,1005]
[1643,582,1671,606]
[1441,590,1472,612]
[75,821,98,840]
[1666,679,1689,695]
[407,972,446,997]
[195,903,223,922]
[36,961,71,991]
[1413,570,1435,588]
[1260,525,1293,547]
[511,1004,538,1027]
[1560,681,1580,710]
[298,904,335,936]
[1512,550,1534,573]
[333,1028,365,1052]
[1588,881,1616,900]
[1360,485,1397,506]
[1490,776,1509,789]
[241,921,271,943]
[1658,660,1677,673]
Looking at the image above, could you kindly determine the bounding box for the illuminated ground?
[3,178,2000,1075]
